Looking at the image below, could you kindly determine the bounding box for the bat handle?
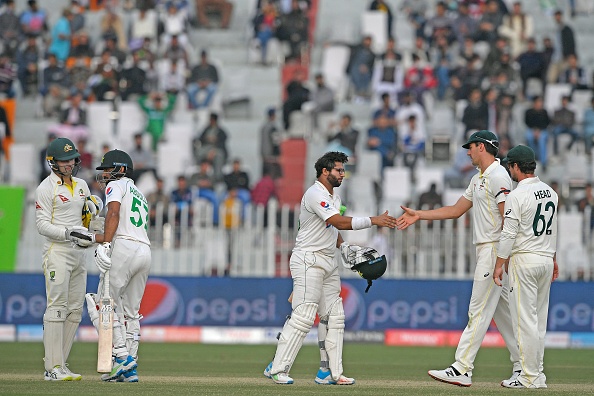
[103,270,110,298]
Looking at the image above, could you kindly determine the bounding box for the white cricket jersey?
[35,171,91,250]
[105,177,151,246]
[294,181,341,256]
[463,159,512,244]
[500,176,557,258]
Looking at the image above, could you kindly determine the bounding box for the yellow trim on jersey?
[483,175,498,230]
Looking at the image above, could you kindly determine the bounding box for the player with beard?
[264,151,397,385]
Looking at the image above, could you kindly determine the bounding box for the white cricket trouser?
[290,250,341,315]
[98,238,151,357]
[452,243,520,376]
[508,254,554,387]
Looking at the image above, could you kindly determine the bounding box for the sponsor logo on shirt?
[35,202,42,210]
[320,201,330,209]
[58,194,69,203]
[106,187,113,196]
[501,187,510,195]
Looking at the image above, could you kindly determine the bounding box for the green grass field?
[0,342,592,395]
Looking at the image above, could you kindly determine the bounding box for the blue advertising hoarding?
[0,274,592,332]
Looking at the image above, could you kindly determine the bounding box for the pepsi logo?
[340,282,365,330]
[106,187,112,196]
[140,279,184,325]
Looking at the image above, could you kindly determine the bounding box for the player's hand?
[66,226,96,247]
[493,265,504,287]
[552,258,559,282]
[371,210,398,228]
[94,242,112,273]
[396,206,420,230]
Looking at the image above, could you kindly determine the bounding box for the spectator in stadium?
[403,53,437,109]
[251,165,277,211]
[551,95,579,156]
[277,0,309,62]
[462,88,488,135]
[138,91,177,151]
[452,3,477,47]
[397,91,426,138]
[483,36,508,77]
[196,0,234,29]
[147,177,170,227]
[120,52,148,101]
[327,113,360,161]
[0,102,11,175]
[475,0,504,44]
[221,187,243,276]
[159,59,186,95]
[496,93,515,141]
[252,0,280,65]
[68,1,85,34]
[454,54,484,94]
[584,97,594,157]
[282,69,310,130]
[59,91,87,127]
[444,145,476,188]
[498,1,533,58]
[19,0,48,38]
[102,36,127,66]
[424,1,452,46]
[163,34,189,65]
[223,158,250,192]
[161,2,189,48]
[417,182,442,210]
[100,5,127,50]
[193,112,228,181]
[189,159,216,190]
[16,34,41,97]
[69,31,95,58]
[516,38,547,99]
[371,49,404,106]
[260,107,282,178]
[130,8,158,44]
[366,113,397,170]
[128,133,156,182]
[399,114,425,171]
[369,0,393,38]
[187,50,219,110]
[524,96,550,171]
[400,0,429,39]
[89,57,120,102]
[74,137,93,182]
[372,93,396,127]
[548,9,576,83]
[558,54,588,91]
[0,0,21,59]
[346,35,375,101]
[40,54,69,117]
[304,73,335,127]
[49,8,73,62]
[170,175,194,246]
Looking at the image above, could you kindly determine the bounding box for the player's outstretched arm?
[371,210,397,228]
[396,206,420,230]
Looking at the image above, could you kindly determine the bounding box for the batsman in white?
[87,149,151,382]
[494,145,559,389]
[264,151,397,385]
[36,137,102,381]
[396,130,521,387]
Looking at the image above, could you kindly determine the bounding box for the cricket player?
[494,145,558,389]
[265,151,398,385]
[396,130,521,387]
[92,149,151,382]
[36,137,95,381]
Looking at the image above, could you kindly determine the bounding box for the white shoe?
[63,364,82,381]
[44,366,73,381]
[271,372,294,384]
[428,366,472,387]
[263,361,272,378]
[501,378,525,388]
[314,369,355,385]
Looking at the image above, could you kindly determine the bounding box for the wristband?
[351,216,372,230]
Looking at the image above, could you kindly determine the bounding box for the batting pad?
[62,309,82,362]
[325,298,345,380]
[43,318,64,371]
[271,302,317,374]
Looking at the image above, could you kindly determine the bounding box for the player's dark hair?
[512,161,536,174]
[315,151,349,178]
[484,142,499,157]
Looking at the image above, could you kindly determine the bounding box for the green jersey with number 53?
[500,176,557,258]
[105,177,151,246]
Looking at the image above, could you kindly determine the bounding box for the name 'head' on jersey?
[96,149,134,189]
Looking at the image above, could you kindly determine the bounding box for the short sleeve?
[491,171,512,205]
[105,180,124,205]
[305,188,340,222]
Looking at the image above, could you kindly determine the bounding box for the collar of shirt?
[314,180,333,197]
[516,175,540,187]
[479,158,501,178]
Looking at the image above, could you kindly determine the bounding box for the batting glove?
[94,242,112,273]
[65,226,96,248]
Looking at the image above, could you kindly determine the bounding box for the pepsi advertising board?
[0,274,593,332]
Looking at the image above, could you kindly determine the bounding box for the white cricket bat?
[97,270,113,373]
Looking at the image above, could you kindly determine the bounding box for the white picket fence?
[17,200,594,281]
